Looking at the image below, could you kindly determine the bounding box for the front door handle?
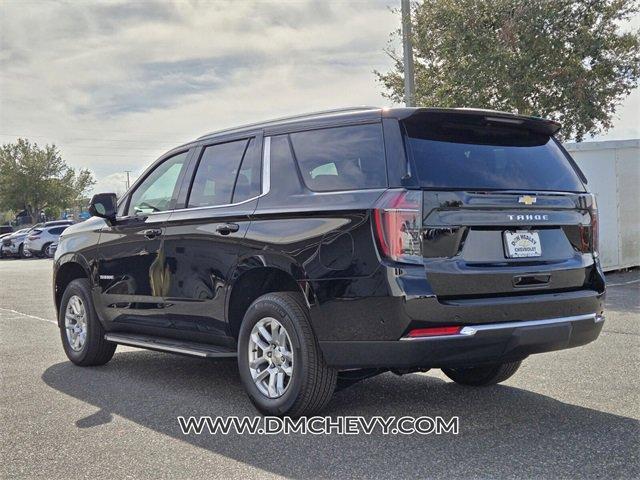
[216,223,240,235]
[143,228,162,239]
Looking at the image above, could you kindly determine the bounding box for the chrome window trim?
[400,313,603,341]
[262,136,271,195]
[166,136,272,214]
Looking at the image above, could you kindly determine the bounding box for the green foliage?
[0,138,95,221]
[0,210,15,225]
[376,0,640,140]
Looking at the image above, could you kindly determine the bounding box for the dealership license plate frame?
[503,230,542,259]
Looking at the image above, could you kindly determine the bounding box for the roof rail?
[197,106,380,140]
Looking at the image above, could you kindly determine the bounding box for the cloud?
[0,0,399,186]
[92,172,131,198]
[0,0,637,192]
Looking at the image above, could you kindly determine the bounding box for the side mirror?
[89,193,118,222]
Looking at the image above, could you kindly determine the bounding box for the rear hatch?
[376,109,599,298]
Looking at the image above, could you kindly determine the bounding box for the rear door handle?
[216,223,240,235]
[143,228,162,239]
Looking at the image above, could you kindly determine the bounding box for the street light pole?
[401,0,416,107]
[124,170,131,190]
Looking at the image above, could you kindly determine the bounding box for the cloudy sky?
[1,0,638,195]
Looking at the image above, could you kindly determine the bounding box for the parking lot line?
[0,307,57,325]
[606,278,640,287]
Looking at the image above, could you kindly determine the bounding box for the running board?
[104,333,237,358]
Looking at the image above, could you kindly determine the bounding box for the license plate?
[504,230,542,258]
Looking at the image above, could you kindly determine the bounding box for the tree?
[0,138,95,222]
[376,0,640,140]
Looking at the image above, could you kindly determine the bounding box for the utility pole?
[124,170,131,190]
[401,0,416,107]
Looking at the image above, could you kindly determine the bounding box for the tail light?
[28,229,42,241]
[373,189,422,264]
[579,194,599,256]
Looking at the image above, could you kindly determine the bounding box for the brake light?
[406,326,462,338]
[590,195,599,256]
[579,194,599,256]
[373,189,422,264]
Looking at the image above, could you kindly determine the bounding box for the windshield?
[402,117,585,192]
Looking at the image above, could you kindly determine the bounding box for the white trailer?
[564,139,639,271]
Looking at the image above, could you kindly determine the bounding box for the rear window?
[188,139,249,208]
[289,124,387,191]
[403,117,585,191]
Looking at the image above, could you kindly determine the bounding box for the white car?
[24,225,69,258]
[1,228,32,258]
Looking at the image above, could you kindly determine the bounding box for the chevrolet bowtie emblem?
[518,195,537,205]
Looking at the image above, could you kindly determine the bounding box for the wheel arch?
[226,264,316,340]
[54,255,91,324]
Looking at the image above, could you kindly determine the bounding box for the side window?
[188,139,249,208]
[128,151,189,215]
[289,124,387,191]
[49,227,66,235]
[117,198,127,217]
[232,138,262,203]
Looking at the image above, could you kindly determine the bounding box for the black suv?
[53,107,604,416]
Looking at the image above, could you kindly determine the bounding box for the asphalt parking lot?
[1,258,638,479]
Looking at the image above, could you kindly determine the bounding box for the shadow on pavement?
[42,351,639,479]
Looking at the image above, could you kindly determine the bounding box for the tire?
[237,292,337,417]
[59,278,116,366]
[42,242,52,258]
[19,244,31,259]
[442,361,522,386]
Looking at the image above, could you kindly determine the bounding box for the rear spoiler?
[394,107,562,136]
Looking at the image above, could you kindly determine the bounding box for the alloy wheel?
[65,295,87,351]
[248,317,294,398]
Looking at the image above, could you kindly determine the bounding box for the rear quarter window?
[289,124,387,191]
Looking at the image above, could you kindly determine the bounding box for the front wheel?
[442,361,522,386]
[59,278,116,366]
[19,244,31,259]
[237,292,337,417]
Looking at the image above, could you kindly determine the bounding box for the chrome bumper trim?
[402,313,603,340]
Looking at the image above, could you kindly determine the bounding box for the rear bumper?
[320,313,604,369]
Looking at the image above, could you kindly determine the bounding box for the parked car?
[2,228,33,258]
[25,225,70,258]
[53,107,604,417]
[3,221,72,259]
[43,220,74,227]
[0,232,14,258]
[47,242,58,258]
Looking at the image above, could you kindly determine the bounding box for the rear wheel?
[442,361,522,386]
[59,278,116,366]
[237,292,337,417]
[42,242,52,258]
